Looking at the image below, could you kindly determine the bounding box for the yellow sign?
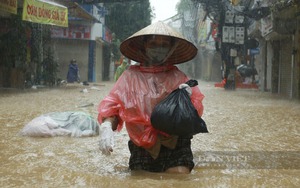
[0,0,17,14]
[231,0,240,6]
[22,0,68,27]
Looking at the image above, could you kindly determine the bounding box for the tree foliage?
[104,0,153,61]
[42,47,59,86]
[105,0,153,42]
[176,0,192,13]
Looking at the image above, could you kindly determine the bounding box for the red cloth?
[98,65,204,149]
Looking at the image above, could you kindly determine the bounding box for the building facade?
[0,0,112,88]
[248,0,300,99]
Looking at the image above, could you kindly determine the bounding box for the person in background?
[67,59,79,83]
[97,21,205,174]
[114,58,130,81]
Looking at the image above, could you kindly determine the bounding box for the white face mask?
[145,47,170,64]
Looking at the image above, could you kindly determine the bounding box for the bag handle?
[185,79,198,87]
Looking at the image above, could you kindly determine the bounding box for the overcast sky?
[149,0,180,23]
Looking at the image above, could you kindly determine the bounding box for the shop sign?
[0,0,17,14]
[51,24,91,39]
[261,15,273,37]
[103,26,112,43]
[250,48,260,55]
[22,0,68,27]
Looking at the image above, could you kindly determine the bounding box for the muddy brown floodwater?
[0,81,299,187]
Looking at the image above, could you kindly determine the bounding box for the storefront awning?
[54,0,100,23]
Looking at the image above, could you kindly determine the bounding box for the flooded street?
[0,81,299,187]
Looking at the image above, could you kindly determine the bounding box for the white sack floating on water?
[20,111,99,137]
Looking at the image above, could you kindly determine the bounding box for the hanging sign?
[22,0,68,27]
[0,0,17,14]
[250,48,260,55]
[51,24,91,39]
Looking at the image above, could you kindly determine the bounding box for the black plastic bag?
[151,80,208,136]
[237,64,257,77]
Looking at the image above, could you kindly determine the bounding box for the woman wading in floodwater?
[97,21,205,173]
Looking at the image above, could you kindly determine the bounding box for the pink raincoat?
[98,65,204,149]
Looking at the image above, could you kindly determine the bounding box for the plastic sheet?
[98,65,204,148]
[20,111,99,137]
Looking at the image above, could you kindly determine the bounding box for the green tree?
[104,0,153,61]
[42,47,59,86]
[176,0,192,13]
[105,0,152,41]
[30,23,53,85]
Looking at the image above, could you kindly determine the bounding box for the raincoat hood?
[120,21,198,65]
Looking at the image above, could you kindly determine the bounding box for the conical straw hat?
[120,21,197,65]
